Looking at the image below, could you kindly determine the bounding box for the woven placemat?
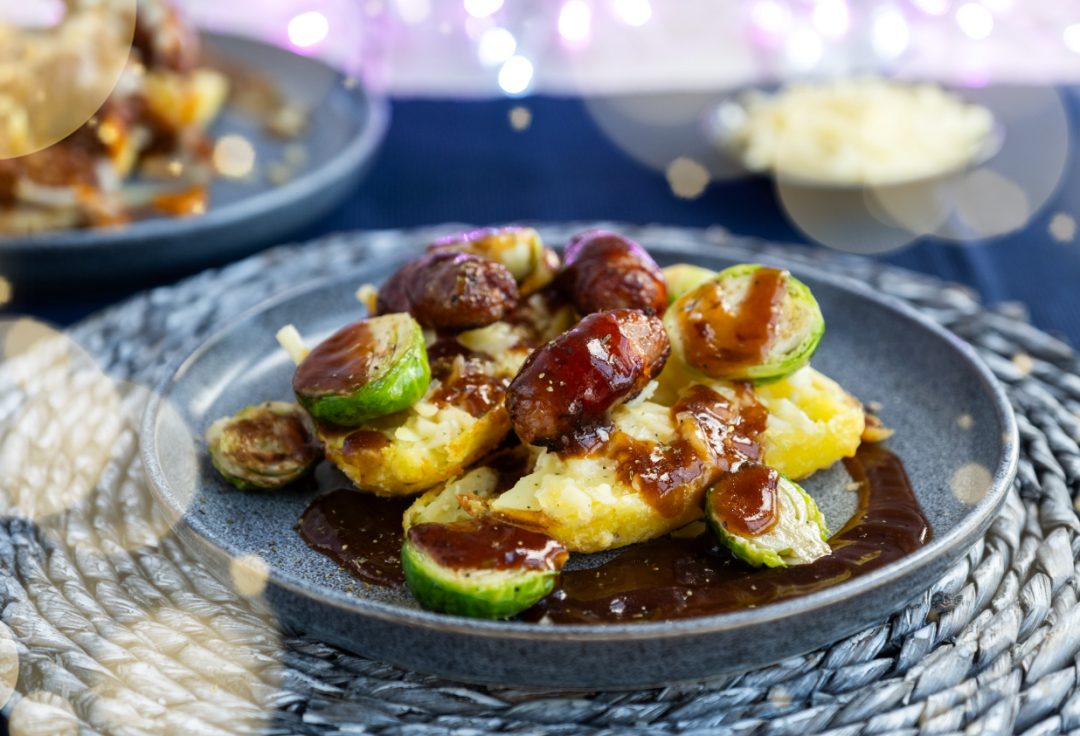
[1,223,1078,736]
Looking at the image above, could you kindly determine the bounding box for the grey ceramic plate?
[0,35,389,285]
[141,237,1018,689]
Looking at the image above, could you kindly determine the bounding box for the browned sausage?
[375,259,419,317]
[559,231,668,317]
[505,309,670,452]
[376,252,519,332]
[428,226,562,296]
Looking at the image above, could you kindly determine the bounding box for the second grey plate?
[0,34,389,285]
[141,234,1017,688]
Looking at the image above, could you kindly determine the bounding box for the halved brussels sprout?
[206,401,321,490]
[402,519,568,619]
[663,264,824,383]
[662,264,716,305]
[292,313,430,427]
[704,464,830,568]
[428,226,559,296]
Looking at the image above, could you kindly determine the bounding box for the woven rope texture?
[0,224,1077,736]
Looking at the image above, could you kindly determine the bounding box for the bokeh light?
[478,27,517,65]
[585,92,744,183]
[911,0,949,15]
[813,0,849,38]
[559,0,592,42]
[953,169,1029,237]
[509,106,532,130]
[750,0,792,36]
[0,0,65,26]
[464,0,504,18]
[613,0,652,26]
[787,28,824,69]
[951,462,992,504]
[0,0,135,159]
[465,14,496,40]
[956,3,992,39]
[9,693,79,736]
[667,157,711,199]
[779,183,923,254]
[0,320,126,523]
[873,6,909,59]
[231,554,271,597]
[288,11,329,48]
[395,0,432,25]
[498,56,534,95]
[213,135,257,179]
[1050,213,1077,242]
[1064,24,1080,53]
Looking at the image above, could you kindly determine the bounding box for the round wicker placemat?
[1,223,1078,736]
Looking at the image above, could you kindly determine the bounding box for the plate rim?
[140,236,1019,643]
[0,33,390,254]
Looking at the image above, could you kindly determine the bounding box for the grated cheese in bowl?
[716,76,997,188]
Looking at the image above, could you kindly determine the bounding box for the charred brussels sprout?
[206,401,321,490]
[662,264,716,305]
[704,464,830,568]
[402,519,568,619]
[664,264,824,383]
[292,313,430,427]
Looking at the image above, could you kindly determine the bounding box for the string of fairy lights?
[244,0,1080,97]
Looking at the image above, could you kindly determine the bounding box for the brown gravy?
[298,489,411,588]
[429,357,508,418]
[293,321,381,398]
[708,464,780,538]
[609,384,768,519]
[408,520,568,572]
[678,267,788,378]
[299,443,930,624]
[522,443,931,623]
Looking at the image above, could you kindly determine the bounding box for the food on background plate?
[716,76,995,187]
[207,225,932,621]
[0,0,229,232]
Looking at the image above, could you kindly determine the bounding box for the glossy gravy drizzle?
[298,444,929,622]
[608,384,768,518]
[521,443,931,623]
[428,356,508,418]
[678,267,788,378]
[710,464,780,537]
[295,261,930,622]
[408,520,568,572]
[293,322,381,397]
[298,489,411,587]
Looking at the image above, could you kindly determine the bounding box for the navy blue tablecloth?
[12,94,1080,347]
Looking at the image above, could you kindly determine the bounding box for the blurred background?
[0,4,1079,732]
[1,0,1080,345]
